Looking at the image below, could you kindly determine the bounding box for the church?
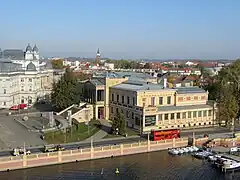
[0,44,63,108]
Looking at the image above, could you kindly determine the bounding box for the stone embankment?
[0,138,188,172]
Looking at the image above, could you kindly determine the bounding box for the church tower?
[96,48,101,64]
[25,43,33,60]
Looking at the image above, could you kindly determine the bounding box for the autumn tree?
[51,59,64,69]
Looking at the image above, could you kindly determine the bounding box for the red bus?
[150,129,180,141]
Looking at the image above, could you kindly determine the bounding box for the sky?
[0,0,239,59]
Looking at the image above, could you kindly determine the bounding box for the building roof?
[26,62,36,71]
[2,49,25,60]
[176,86,206,94]
[157,104,212,112]
[89,79,105,86]
[112,81,169,92]
[0,61,23,72]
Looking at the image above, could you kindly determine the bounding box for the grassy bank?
[44,120,101,144]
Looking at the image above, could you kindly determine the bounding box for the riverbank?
[0,138,188,172]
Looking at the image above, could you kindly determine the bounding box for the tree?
[111,112,126,135]
[217,85,239,127]
[51,68,78,111]
[209,59,240,127]
[51,59,64,69]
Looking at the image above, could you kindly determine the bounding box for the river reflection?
[0,151,239,180]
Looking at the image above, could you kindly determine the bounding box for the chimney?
[163,78,167,88]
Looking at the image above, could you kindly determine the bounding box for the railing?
[0,138,188,172]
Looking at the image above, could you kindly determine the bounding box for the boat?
[186,146,194,152]
[193,151,213,159]
[182,147,189,153]
[222,160,240,171]
[178,148,184,154]
[168,149,179,155]
[192,146,199,152]
[208,155,221,162]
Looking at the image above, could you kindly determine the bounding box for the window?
[167,96,171,104]
[151,97,155,106]
[164,114,169,120]
[3,89,6,94]
[171,113,174,120]
[193,111,197,118]
[29,78,32,82]
[29,86,32,91]
[158,114,162,121]
[122,96,124,103]
[116,108,119,113]
[112,94,114,101]
[182,112,186,119]
[126,111,130,118]
[177,113,180,119]
[121,109,123,113]
[111,107,113,113]
[21,86,24,91]
[208,110,212,116]
[159,97,163,105]
[21,78,24,82]
[188,112,192,118]
[3,102,6,106]
[203,110,207,117]
[117,94,119,102]
[131,112,134,119]
[132,97,135,105]
[127,96,130,104]
[198,111,202,117]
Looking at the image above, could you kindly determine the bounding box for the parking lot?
[0,115,46,150]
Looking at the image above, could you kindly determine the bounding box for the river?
[0,151,239,180]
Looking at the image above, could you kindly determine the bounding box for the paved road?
[0,127,237,158]
[0,116,46,150]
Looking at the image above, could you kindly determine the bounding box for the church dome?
[26,62,36,71]
[26,44,32,52]
[33,44,38,52]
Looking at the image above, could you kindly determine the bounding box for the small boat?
[192,146,199,152]
[193,151,213,159]
[178,148,184,154]
[182,147,189,153]
[168,149,179,155]
[186,147,194,152]
[208,155,221,162]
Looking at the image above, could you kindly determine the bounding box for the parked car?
[9,105,19,110]
[9,104,28,111]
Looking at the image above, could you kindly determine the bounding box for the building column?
[155,114,158,125]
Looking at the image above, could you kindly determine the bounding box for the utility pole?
[23,142,26,155]
[91,136,93,149]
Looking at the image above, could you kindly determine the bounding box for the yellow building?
[109,81,216,133]
[79,75,128,120]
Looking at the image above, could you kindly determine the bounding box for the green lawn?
[44,120,101,144]
[103,127,140,139]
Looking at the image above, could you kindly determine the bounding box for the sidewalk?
[84,119,112,142]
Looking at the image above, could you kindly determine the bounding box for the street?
[0,127,237,158]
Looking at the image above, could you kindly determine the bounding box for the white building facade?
[0,44,63,108]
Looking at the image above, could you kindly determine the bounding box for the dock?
[221,154,240,162]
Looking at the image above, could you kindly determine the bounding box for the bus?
[150,129,180,141]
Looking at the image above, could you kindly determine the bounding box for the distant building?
[104,63,114,70]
